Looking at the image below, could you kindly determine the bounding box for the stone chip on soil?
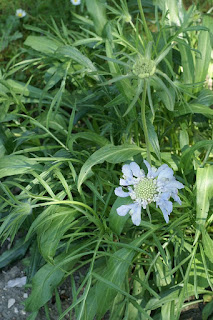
[8,298,15,309]
[6,276,27,288]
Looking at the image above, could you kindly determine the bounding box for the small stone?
[7,276,27,288]
[8,298,15,308]
[21,310,26,315]
[23,293,28,298]
[14,307,18,314]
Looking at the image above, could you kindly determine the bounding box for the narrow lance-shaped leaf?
[194,15,213,93]
[0,155,41,178]
[82,234,155,319]
[85,0,107,36]
[194,166,213,244]
[77,144,143,191]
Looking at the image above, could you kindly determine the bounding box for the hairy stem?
[141,80,151,163]
[137,0,152,42]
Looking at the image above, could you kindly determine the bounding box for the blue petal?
[165,180,184,190]
[159,192,171,201]
[117,203,135,216]
[144,160,157,178]
[131,203,142,226]
[155,164,169,177]
[130,162,144,178]
[163,212,169,223]
[122,164,133,180]
[115,187,130,198]
[157,199,173,223]
[172,193,182,205]
[157,166,174,180]
[120,178,134,186]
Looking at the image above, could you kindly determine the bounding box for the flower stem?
[141,80,151,163]
[146,205,152,223]
[137,0,152,42]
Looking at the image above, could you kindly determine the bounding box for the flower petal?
[120,178,134,186]
[172,193,182,205]
[115,187,130,198]
[155,164,168,176]
[130,162,144,178]
[157,166,174,180]
[117,203,135,216]
[165,180,184,190]
[157,199,173,223]
[122,164,133,180]
[144,160,157,178]
[130,204,142,226]
[162,212,169,223]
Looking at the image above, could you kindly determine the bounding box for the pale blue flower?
[115,161,184,226]
[16,9,26,18]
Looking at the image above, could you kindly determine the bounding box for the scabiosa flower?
[115,161,184,226]
[16,9,26,18]
[70,0,81,5]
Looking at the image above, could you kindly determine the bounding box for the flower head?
[115,161,184,226]
[16,9,26,18]
[70,0,81,5]
[132,57,156,79]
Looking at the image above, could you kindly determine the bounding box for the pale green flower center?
[132,57,156,79]
[134,178,157,201]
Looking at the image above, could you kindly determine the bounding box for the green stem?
[146,205,152,223]
[137,0,152,42]
[141,80,151,163]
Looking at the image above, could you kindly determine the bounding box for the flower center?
[132,57,156,79]
[134,178,157,201]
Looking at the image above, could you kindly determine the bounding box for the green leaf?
[77,144,143,191]
[123,79,143,117]
[25,246,80,312]
[180,141,213,173]
[161,301,174,320]
[196,88,213,106]
[178,39,194,86]
[24,36,60,54]
[26,312,38,320]
[153,75,174,111]
[25,262,65,312]
[6,79,52,100]
[202,299,213,320]
[85,0,107,36]
[194,15,213,92]
[147,119,161,161]
[179,129,189,150]
[145,283,209,311]
[37,207,80,261]
[82,235,151,320]
[105,40,134,101]
[194,166,213,243]
[202,229,213,264]
[0,155,41,178]
[109,197,133,235]
[68,132,110,151]
[0,201,32,242]
[56,45,98,80]
[175,103,213,117]
[0,138,5,158]
[0,238,30,269]
[189,253,212,289]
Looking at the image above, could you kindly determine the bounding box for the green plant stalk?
[137,0,152,42]
[141,80,151,163]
